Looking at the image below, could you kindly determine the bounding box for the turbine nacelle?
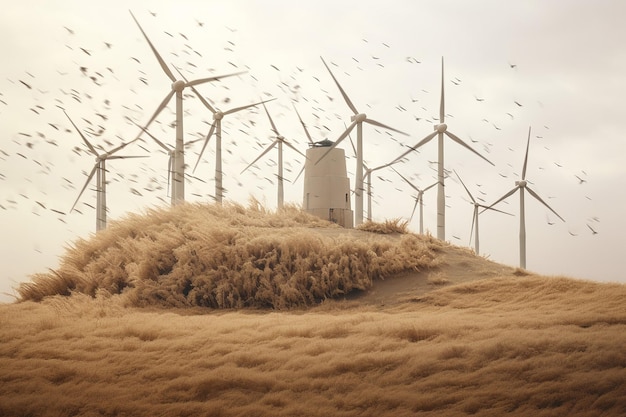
[214,111,224,120]
[172,79,185,92]
[351,113,367,123]
[434,123,448,133]
[515,180,527,188]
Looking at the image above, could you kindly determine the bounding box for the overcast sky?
[1,0,625,302]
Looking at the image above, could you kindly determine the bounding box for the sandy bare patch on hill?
[310,227,518,307]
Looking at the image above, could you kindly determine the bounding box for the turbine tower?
[316,56,408,226]
[129,10,243,205]
[486,127,564,268]
[391,57,493,240]
[454,170,512,255]
[65,111,145,231]
[392,167,438,234]
[241,103,307,209]
[190,90,274,204]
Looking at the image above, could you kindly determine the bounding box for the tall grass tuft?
[357,218,409,234]
[18,202,439,309]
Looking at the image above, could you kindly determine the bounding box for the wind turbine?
[391,167,438,234]
[316,56,409,226]
[65,111,146,231]
[129,10,243,205]
[391,57,494,240]
[240,103,307,209]
[190,89,274,204]
[486,127,564,268]
[453,170,512,255]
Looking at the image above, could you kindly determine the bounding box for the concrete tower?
[303,140,353,228]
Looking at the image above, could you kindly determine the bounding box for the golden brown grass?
[2,275,625,416]
[4,201,625,416]
[357,217,409,234]
[17,201,439,309]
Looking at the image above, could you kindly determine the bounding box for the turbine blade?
[262,102,280,136]
[454,169,475,203]
[185,71,246,88]
[347,126,357,157]
[320,56,358,114]
[224,98,274,116]
[187,83,216,114]
[487,187,519,210]
[440,56,445,123]
[314,120,357,165]
[107,155,148,160]
[167,154,173,194]
[241,140,278,174]
[132,121,171,152]
[445,131,494,166]
[64,111,98,156]
[193,121,216,173]
[526,186,565,222]
[522,126,531,180]
[283,140,307,159]
[423,181,439,192]
[391,131,438,164]
[70,164,98,212]
[105,136,141,157]
[409,197,419,223]
[143,89,176,131]
[469,207,476,244]
[292,103,314,145]
[363,118,409,136]
[390,166,420,193]
[129,10,176,82]
[293,164,306,183]
[478,205,514,216]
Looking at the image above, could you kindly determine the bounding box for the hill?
[1,202,625,416]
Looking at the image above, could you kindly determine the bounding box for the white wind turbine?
[316,56,409,226]
[486,127,564,268]
[240,103,307,209]
[65,111,146,231]
[129,10,243,205]
[391,167,438,234]
[453,170,512,255]
[391,57,493,240]
[190,88,275,204]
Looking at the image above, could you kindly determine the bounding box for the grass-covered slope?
[18,201,441,309]
[2,275,625,417]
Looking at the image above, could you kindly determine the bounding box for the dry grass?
[2,275,625,416]
[4,201,625,416]
[17,201,438,309]
[357,218,409,234]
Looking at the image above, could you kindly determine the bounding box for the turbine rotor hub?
[214,111,224,120]
[435,123,448,133]
[172,80,186,92]
[351,113,367,123]
[516,180,527,187]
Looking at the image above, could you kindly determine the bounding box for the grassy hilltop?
[1,201,625,416]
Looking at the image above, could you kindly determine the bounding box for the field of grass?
[2,202,625,416]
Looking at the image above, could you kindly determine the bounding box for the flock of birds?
[0,10,601,263]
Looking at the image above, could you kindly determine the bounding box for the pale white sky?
[1,0,625,302]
